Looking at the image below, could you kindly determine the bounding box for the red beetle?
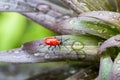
[45,37,61,47]
[44,37,69,50]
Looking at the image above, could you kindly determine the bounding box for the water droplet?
[98,29,107,33]
[64,16,70,19]
[69,20,75,25]
[33,8,37,11]
[83,72,88,77]
[72,42,84,50]
[111,18,115,21]
[116,60,120,64]
[69,70,76,74]
[34,53,41,57]
[99,12,104,16]
[109,12,112,15]
[34,52,45,57]
[111,26,115,29]
[98,30,103,33]
[113,15,117,18]
[90,28,94,30]
[37,5,50,13]
[79,2,87,6]
[13,49,21,53]
[8,50,14,53]
[39,44,45,48]
[44,54,50,59]
[3,5,10,9]
[117,66,120,70]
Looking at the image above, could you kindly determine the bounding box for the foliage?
[0,13,56,50]
[0,0,120,80]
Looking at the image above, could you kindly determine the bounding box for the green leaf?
[0,12,27,50]
[98,53,113,80]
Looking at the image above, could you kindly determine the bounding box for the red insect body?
[45,37,61,46]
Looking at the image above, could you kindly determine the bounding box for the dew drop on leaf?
[72,41,84,50]
[109,12,112,15]
[116,60,120,64]
[34,52,41,57]
[98,13,104,16]
[44,54,50,59]
[117,66,120,71]
[69,69,76,74]
[14,50,20,54]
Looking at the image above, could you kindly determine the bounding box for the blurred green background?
[0,12,56,51]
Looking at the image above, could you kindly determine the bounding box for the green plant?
[0,0,120,80]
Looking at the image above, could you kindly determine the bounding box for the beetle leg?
[48,46,52,50]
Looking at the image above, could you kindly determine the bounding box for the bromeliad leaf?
[55,11,120,39]
[115,0,120,12]
[0,0,38,12]
[80,11,120,30]
[98,53,113,80]
[110,52,120,80]
[98,35,120,54]
[0,35,103,63]
[62,0,116,14]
